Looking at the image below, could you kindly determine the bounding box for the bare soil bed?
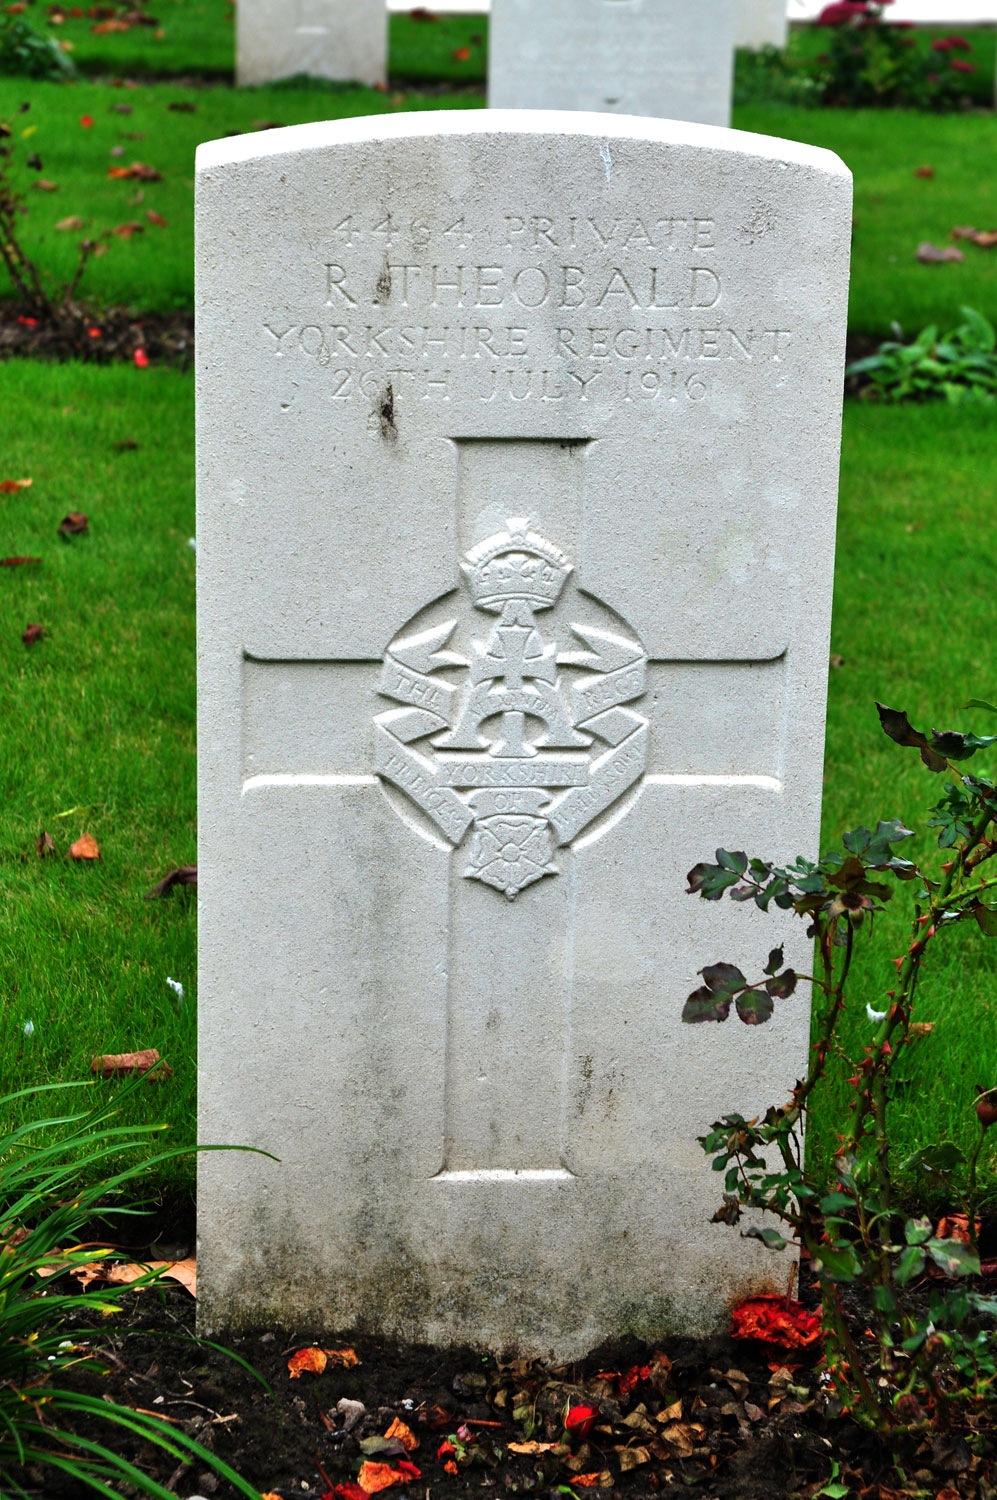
[18,1198,997,1500]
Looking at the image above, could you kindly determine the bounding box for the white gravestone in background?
[488,0,737,126]
[237,0,386,87]
[196,112,850,1357]
[736,0,789,48]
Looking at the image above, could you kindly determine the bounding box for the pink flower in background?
[950,57,977,71]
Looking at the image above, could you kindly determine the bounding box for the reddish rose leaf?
[22,622,43,646]
[36,830,56,857]
[731,1295,822,1348]
[58,511,88,537]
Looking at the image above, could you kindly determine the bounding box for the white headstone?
[195,111,850,1358]
[488,0,737,126]
[736,0,789,48]
[236,0,386,87]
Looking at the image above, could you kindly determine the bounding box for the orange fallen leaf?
[91,1049,172,1078]
[0,477,32,492]
[112,221,145,238]
[288,1346,328,1378]
[443,1460,458,1476]
[451,44,470,60]
[92,16,129,29]
[573,1477,602,1489]
[55,215,85,231]
[936,1214,979,1243]
[384,1417,418,1453]
[356,1462,412,1493]
[107,161,161,181]
[70,832,100,860]
[145,209,168,227]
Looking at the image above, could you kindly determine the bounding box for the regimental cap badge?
[462,517,572,614]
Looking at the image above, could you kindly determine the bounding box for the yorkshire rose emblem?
[374,519,649,899]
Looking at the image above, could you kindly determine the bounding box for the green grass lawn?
[2,365,996,1197]
[23,6,489,84]
[0,361,197,1176]
[1,74,995,334]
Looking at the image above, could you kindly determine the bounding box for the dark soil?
[0,300,194,366]
[11,1198,996,1500]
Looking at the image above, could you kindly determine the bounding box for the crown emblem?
[462,517,572,614]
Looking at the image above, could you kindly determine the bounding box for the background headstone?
[488,0,737,126]
[196,111,851,1357]
[736,0,789,48]
[237,0,386,87]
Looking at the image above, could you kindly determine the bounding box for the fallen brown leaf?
[145,864,197,899]
[913,165,934,178]
[167,100,196,112]
[1,556,41,567]
[55,215,85,231]
[36,830,56,857]
[92,1048,172,1077]
[326,1346,360,1368]
[0,477,33,491]
[145,209,168,227]
[617,1445,651,1472]
[909,1021,933,1039]
[507,1441,558,1456]
[106,1257,196,1295]
[32,178,59,190]
[22,623,43,646]
[916,241,965,264]
[112,220,145,238]
[58,511,88,536]
[69,832,100,860]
